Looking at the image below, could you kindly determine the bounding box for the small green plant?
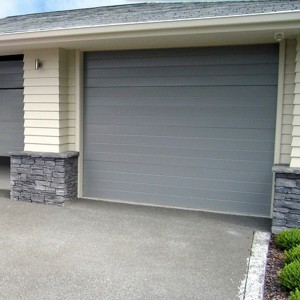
[285,245,300,265]
[289,288,300,300]
[280,260,300,291]
[275,228,300,250]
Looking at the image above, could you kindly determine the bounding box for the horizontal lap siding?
[280,40,296,164]
[23,49,75,153]
[83,45,278,216]
[0,59,24,156]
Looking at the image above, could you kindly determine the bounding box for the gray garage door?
[0,55,24,156]
[83,45,278,217]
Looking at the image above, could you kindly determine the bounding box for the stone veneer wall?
[10,151,79,205]
[272,165,300,233]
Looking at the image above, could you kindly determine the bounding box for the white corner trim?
[244,231,271,300]
[75,50,84,198]
[274,40,286,164]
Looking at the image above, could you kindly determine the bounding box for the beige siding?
[24,48,75,153]
[291,37,300,167]
[280,40,296,165]
[67,50,76,151]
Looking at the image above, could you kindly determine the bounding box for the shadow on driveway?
[0,198,271,300]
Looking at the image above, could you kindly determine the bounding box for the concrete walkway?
[0,197,270,300]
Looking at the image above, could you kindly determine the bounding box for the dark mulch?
[264,235,289,300]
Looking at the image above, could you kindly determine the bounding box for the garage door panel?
[85,86,277,98]
[84,160,272,184]
[0,139,23,147]
[87,46,264,60]
[0,112,23,121]
[86,116,275,130]
[84,143,273,162]
[0,81,23,89]
[86,95,276,107]
[87,63,278,78]
[84,188,270,216]
[86,105,275,119]
[86,75,278,87]
[0,89,23,98]
[84,152,273,173]
[84,179,271,203]
[85,125,275,141]
[0,130,23,138]
[0,121,23,131]
[87,53,277,69]
[87,44,277,59]
[84,169,272,194]
[85,112,275,129]
[84,45,278,216]
[85,134,274,151]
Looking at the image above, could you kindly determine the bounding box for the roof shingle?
[0,0,300,35]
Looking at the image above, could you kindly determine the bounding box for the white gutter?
[0,10,299,45]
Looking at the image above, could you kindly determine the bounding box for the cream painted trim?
[0,11,300,46]
[75,50,84,198]
[271,40,286,218]
[274,40,286,164]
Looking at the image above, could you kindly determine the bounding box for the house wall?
[23,44,297,163]
[280,39,296,165]
[23,48,75,153]
[60,49,76,151]
[291,36,300,167]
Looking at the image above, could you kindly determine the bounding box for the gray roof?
[1,0,300,35]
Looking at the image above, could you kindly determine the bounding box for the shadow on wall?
[0,156,10,198]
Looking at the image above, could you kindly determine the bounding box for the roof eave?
[0,10,299,48]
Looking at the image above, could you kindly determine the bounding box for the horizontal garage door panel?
[85,125,274,141]
[83,45,278,216]
[84,169,271,195]
[84,152,272,172]
[85,86,277,98]
[85,116,274,129]
[85,105,275,119]
[86,75,278,87]
[84,135,274,151]
[86,95,276,107]
[86,64,278,78]
[84,144,272,162]
[83,189,270,216]
[84,161,272,185]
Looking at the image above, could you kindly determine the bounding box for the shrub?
[275,228,300,250]
[280,260,300,291]
[289,289,300,300]
[285,245,300,265]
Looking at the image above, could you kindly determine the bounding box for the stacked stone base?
[10,151,79,205]
[272,165,300,233]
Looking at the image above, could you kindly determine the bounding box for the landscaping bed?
[264,235,289,300]
[264,229,300,300]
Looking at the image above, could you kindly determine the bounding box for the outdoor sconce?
[35,58,42,70]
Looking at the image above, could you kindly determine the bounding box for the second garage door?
[83,45,278,217]
[0,55,24,156]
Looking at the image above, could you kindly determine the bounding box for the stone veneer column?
[10,151,79,205]
[272,165,300,233]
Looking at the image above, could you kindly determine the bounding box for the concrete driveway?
[0,196,270,300]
